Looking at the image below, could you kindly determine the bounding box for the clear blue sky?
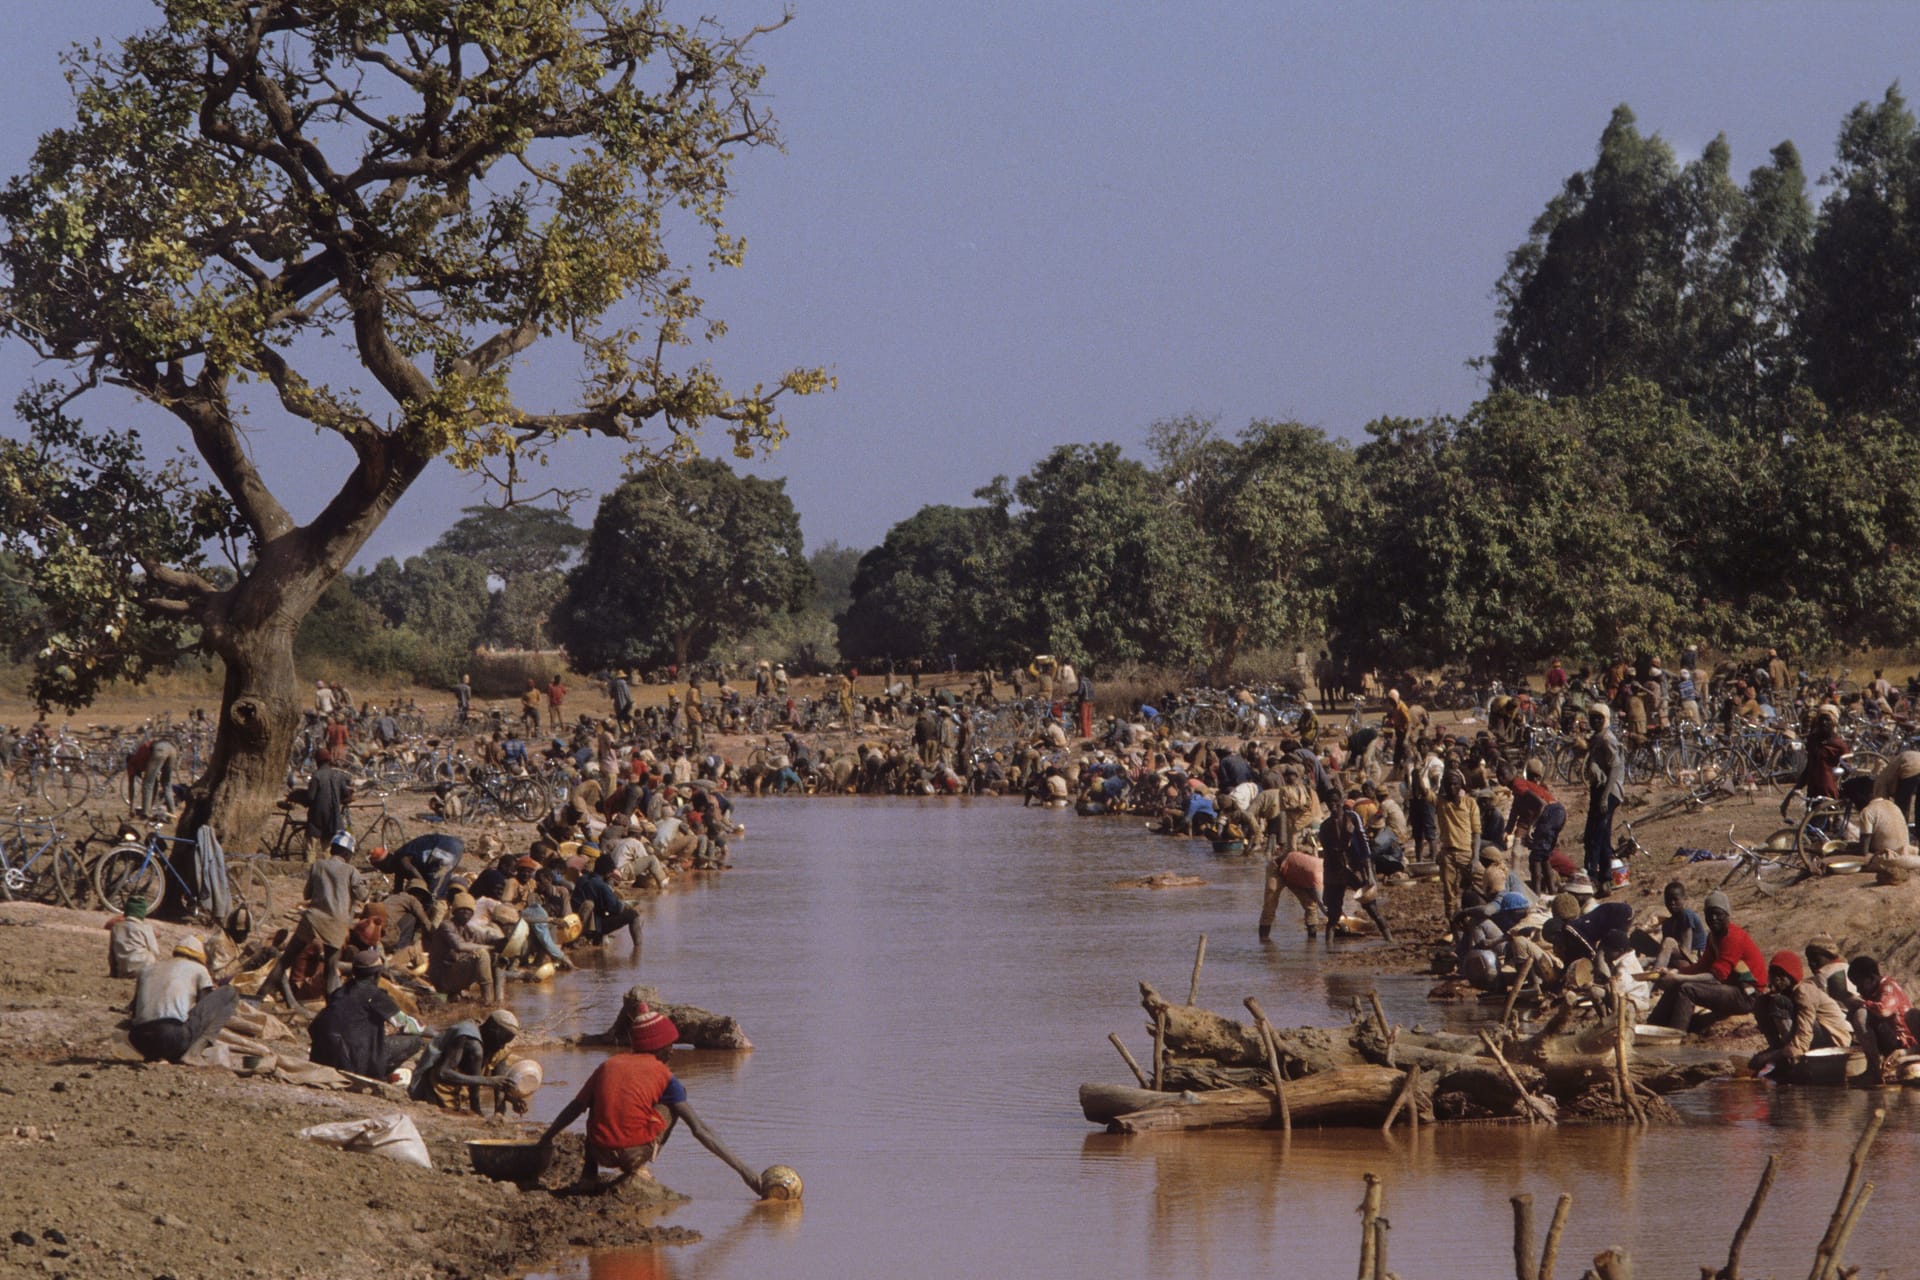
[0,1,1913,564]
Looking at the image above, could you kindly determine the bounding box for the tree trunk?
[674,630,691,669]
[179,619,302,853]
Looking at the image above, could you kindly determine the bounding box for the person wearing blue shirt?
[573,854,643,949]
[1649,880,1708,969]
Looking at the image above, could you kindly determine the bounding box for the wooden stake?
[1540,1192,1572,1280]
[1108,1032,1149,1088]
[1367,989,1396,1066]
[1717,1153,1776,1280]
[1812,1107,1884,1280]
[1825,1182,1875,1280]
[1479,1028,1554,1124]
[1152,1008,1167,1092]
[1373,1216,1389,1280]
[1613,993,1645,1123]
[1244,996,1291,1131]
[1593,1249,1633,1280]
[1512,1192,1539,1280]
[1358,1172,1383,1280]
[1501,955,1538,1032]
[1381,1065,1422,1133]
[1188,933,1207,1006]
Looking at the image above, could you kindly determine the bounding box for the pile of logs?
[1081,972,1730,1134]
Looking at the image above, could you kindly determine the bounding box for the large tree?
[552,459,810,669]
[429,505,584,647]
[836,501,1022,666]
[1799,86,1920,419]
[0,1,823,839]
[1150,414,1359,682]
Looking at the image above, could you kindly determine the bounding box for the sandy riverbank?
[0,902,697,1280]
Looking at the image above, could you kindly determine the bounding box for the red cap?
[1769,950,1804,983]
[629,1004,679,1052]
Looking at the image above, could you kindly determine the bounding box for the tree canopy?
[0,0,823,836]
[552,459,811,670]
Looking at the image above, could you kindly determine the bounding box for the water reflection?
[523,799,1918,1280]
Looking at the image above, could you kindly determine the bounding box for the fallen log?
[1138,981,1364,1073]
[1081,1065,1426,1132]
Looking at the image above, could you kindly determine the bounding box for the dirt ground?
[0,902,704,1280]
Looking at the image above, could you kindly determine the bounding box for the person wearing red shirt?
[538,1003,765,1195]
[1647,889,1764,1032]
[546,674,567,730]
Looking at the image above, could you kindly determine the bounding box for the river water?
[516,798,1920,1280]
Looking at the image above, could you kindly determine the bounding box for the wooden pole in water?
[1151,1009,1167,1092]
[1540,1192,1572,1280]
[1243,996,1291,1131]
[1612,995,1644,1123]
[1372,1216,1389,1280]
[1357,1172,1383,1280]
[1826,1181,1875,1280]
[1188,933,1207,1006]
[1479,1028,1553,1124]
[1812,1107,1884,1280]
[1501,955,1537,1032]
[1716,1153,1777,1280]
[1108,1032,1149,1088]
[1593,1248,1633,1280]
[1512,1193,1538,1280]
[1381,1065,1421,1133]
[1367,989,1395,1065]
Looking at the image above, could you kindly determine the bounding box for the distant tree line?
[838,91,1920,679]
[14,92,1920,693]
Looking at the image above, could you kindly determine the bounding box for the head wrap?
[1769,950,1805,984]
[450,891,477,912]
[1703,890,1732,915]
[350,947,384,978]
[314,748,332,766]
[124,895,150,920]
[330,830,356,854]
[1805,933,1841,962]
[484,1008,520,1034]
[172,935,207,963]
[629,1002,679,1052]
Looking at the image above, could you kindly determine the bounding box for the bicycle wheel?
[40,764,90,814]
[366,814,405,852]
[55,842,96,909]
[1756,855,1811,896]
[1625,745,1658,785]
[223,858,274,925]
[503,779,540,821]
[1661,743,1701,786]
[94,844,166,913]
[0,843,56,904]
[1692,748,1750,800]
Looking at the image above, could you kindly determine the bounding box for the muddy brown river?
[517,799,1919,1279]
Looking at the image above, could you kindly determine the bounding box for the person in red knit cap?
[539,1002,765,1194]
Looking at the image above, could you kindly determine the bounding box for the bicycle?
[0,806,83,907]
[1714,824,1813,896]
[351,787,408,853]
[93,819,275,925]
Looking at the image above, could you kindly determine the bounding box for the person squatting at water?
[538,1002,765,1195]
[409,1007,524,1115]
